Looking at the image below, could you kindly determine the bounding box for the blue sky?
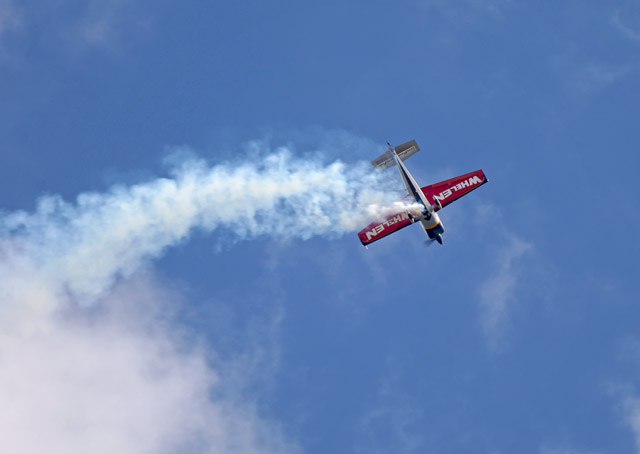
[1,1,639,453]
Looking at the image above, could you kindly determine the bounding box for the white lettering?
[364,213,409,240]
[365,224,384,240]
[433,175,483,204]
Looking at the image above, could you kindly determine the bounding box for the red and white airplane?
[358,140,488,247]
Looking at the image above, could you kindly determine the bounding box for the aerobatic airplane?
[358,140,488,247]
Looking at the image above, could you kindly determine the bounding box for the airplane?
[357,140,488,247]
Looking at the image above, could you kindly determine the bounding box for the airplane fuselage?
[390,144,445,243]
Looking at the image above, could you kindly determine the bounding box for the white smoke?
[0,145,401,453]
[1,148,399,306]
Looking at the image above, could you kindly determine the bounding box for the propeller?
[424,238,438,247]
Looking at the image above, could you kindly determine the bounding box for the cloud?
[0,0,159,59]
[72,0,156,50]
[613,386,640,454]
[613,8,640,45]
[354,374,425,454]
[575,62,638,94]
[478,231,532,351]
[547,5,640,95]
[550,48,638,95]
[606,338,640,454]
[0,275,297,454]
[540,447,602,454]
[413,0,511,23]
[0,0,20,39]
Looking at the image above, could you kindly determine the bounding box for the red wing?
[358,211,413,246]
[421,169,487,209]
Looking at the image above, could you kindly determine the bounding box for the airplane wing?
[357,169,488,246]
[420,169,488,209]
[357,211,413,246]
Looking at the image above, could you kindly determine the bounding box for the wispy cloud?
[610,384,640,454]
[550,49,638,95]
[605,337,640,454]
[475,203,532,351]
[0,0,158,60]
[574,61,638,94]
[540,447,602,454]
[613,8,640,45]
[355,374,425,454]
[547,5,640,96]
[71,0,156,51]
[479,234,532,350]
[412,0,511,23]
[0,0,20,42]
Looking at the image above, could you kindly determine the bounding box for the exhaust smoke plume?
[1,148,399,306]
[0,145,400,453]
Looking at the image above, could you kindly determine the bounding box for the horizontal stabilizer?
[371,140,420,169]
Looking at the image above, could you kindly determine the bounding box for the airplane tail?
[371,140,420,169]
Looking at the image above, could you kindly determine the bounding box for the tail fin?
[371,140,420,169]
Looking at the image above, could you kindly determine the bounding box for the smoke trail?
[1,148,400,309]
